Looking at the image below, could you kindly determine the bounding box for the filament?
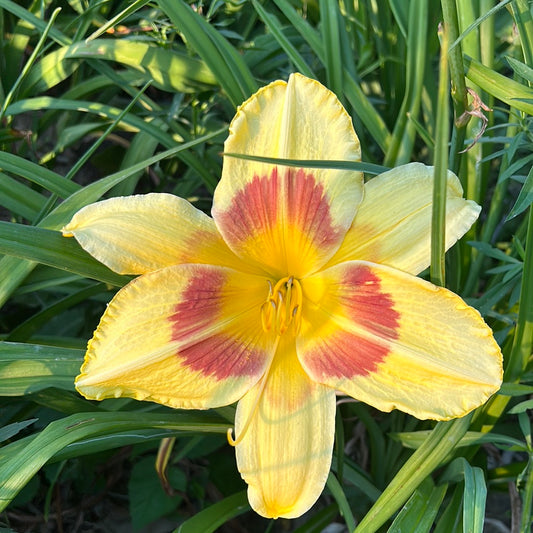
[227,340,278,447]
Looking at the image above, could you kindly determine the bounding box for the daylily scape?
[62,73,503,519]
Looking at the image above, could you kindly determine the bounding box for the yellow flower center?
[260,276,303,336]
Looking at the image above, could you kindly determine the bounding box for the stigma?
[260,276,303,335]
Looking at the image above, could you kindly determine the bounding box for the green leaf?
[0,172,45,220]
[499,382,533,396]
[6,97,175,149]
[292,505,339,533]
[19,44,81,96]
[223,152,388,174]
[518,412,531,447]
[506,55,533,83]
[42,128,225,230]
[85,0,150,41]
[0,419,38,444]
[0,128,224,308]
[175,491,249,533]
[251,0,315,78]
[388,478,447,533]
[433,484,463,533]
[468,241,522,263]
[507,164,533,220]
[53,122,109,154]
[271,0,391,152]
[320,0,345,100]
[449,0,513,52]
[5,98,222,191]
[342,73,392,154]
[0,151,80,198]
[0,411,229,511]
[430,22,450,287]
[0,7,63,121]
[0,342,83,395]
[48,429,197,462]
[355,416,472,533]
[498,153,533,184]
[462,461,487,533]
[0,257,38,310]
[0,222,129,286]
[272,0,323,58]
[464,55,533,115]
[512,0,533,67]
[0,0,70,47]
[63,39,217,93]
[388,0,408,39]
[326,472,356,531]
[508,399,533,414]
[393,430,526,450]
[110,131,160,197]
[331,457,381,502]
[7,283,108,342]
[157,0,257,107]
[2,7,33,89]
[129,455,184,530]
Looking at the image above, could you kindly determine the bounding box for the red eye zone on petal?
[217,169,280,245]
[214,167,343,276]
[177,335,265,379]
[285,168,342,249]
[169,269,267,380]
[302,265,400,379]
[170,269,226,341]
[340,265,400,335]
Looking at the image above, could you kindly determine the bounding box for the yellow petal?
[298,261,502,420]
[212,73,363,277]
[234,336,336,518]
[62,193,248,275]
[327,163,480,275]
[76,264,275,409]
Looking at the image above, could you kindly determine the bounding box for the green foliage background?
[0,1,532,532]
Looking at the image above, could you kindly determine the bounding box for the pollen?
[260,276,303,335]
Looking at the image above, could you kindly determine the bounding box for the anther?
[266,279,273,298]
[276,291,285,335]
[284,277,293,327]
[260,301,272,331]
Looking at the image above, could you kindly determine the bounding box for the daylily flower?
[63,74,502,519]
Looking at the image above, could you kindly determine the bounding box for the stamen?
[292,277,302,323]
[292,305,302,335]
[266,279,273,298]
[260,276,303,335]
[284,277,293,328]
[275,291,285,335]
[226,376,264,446]
[227,341,278,447]
[260,300,275,331]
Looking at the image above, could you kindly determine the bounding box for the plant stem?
[520,454,533,533]
[505,205,533,383]
[431,22,450,287]
[440,0,469,175]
